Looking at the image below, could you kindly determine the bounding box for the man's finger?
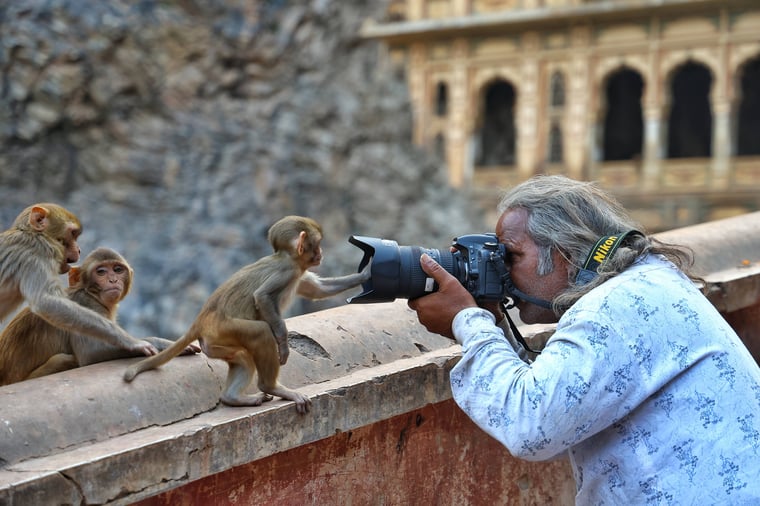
[420,253,453,283]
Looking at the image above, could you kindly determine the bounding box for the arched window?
[435,82,448,117]
[737,56,760,156]
[667,62,713,158]
[550,72,565,108]
[602,68,644,161]
[475,79,516,167]
[548,122,563,163]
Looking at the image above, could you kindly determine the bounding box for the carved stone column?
[711,99,732,188]
[642,106,662,188]
[448,38,469,187]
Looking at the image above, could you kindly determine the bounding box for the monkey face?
[90,262,130,305]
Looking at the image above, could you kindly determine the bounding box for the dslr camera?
[347,233,508,303]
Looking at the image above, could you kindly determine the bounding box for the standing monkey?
[125,216,370,414]
[0,204,157,358]
[0,248,198,385]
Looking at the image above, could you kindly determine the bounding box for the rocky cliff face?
[0,0,487,337]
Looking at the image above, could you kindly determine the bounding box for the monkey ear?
[68,266,81,287]
[29,206,50,232]
[296,231,307,256]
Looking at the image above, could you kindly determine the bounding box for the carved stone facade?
[364,0,760,230]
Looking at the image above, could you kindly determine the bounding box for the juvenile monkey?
[0,204,157,358]
[125,216,369,414]
[0,247,199,385]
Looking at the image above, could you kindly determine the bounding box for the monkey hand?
[359,262,372,282]
[132,340,159,356]
[182,342,202,355]
[278,340,290,365]
[145,336,199,355]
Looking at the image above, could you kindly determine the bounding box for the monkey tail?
[123,330,199,382]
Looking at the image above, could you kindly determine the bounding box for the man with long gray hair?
[409,175,760,504]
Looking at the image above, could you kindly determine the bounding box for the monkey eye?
[95,267,108,276]
[113,265,125,273]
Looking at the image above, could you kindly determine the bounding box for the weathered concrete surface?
[0,300,449,468]
[0,347,463,505]
[656,211,760,278]
[0,300,456,503]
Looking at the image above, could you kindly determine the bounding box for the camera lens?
[347,236,459,303]
[399,246,457,300]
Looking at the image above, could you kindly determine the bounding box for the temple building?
[362,0,760,230]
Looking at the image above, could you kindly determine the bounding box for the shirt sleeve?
[449,306,655,461]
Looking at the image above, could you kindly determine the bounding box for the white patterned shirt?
[450,254,760,505]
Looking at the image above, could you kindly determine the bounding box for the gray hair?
[497,175,695,314]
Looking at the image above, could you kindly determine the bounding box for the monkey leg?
[204,344,273,407]
[247,330,312,415]
[26,353,78,379]
[219,318,310,414]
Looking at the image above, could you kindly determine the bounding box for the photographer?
[408,175,760,504]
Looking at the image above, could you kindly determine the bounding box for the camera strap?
[499,301,543,355]
[575,230,643,285]
[498,230,642,355]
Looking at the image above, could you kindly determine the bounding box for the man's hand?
[407,253,478,339]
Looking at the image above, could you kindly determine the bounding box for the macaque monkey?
[0,203,157,361]
[0,247,199,385]
[125,215,370,414]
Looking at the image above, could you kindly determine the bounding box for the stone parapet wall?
[1,212,759,504]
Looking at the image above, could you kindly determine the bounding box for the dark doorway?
[548,122,563,163]
[737,56,760,156]
[475,80,516,166]
[667,62,713,158]
[602,68,644,161]
[435,82,448,117]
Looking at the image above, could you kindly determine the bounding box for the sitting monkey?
[124,215,370,414]
[0,247,198,386]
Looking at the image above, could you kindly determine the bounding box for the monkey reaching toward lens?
[0,247,199,386]
[0,204,157,362]
[125,215,370,414]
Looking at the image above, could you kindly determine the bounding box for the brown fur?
[124,216,369,414]
[0,248,196,385]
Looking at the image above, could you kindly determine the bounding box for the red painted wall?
[723,303,760,362]
[136,399,576,505]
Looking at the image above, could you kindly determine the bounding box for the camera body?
[450,233,508,301]
[347,233,508,303]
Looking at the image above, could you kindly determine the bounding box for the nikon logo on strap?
[575,230,642,285]
[592,235,622,264]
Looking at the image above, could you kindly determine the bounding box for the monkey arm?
[296,266,370,299]
[20,275,157,357]
[252,274,291,341]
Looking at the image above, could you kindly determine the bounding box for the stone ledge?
[655,211,760,312]
[0,300,451,468]
[1,347,461,505]
[0,300,456,504]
